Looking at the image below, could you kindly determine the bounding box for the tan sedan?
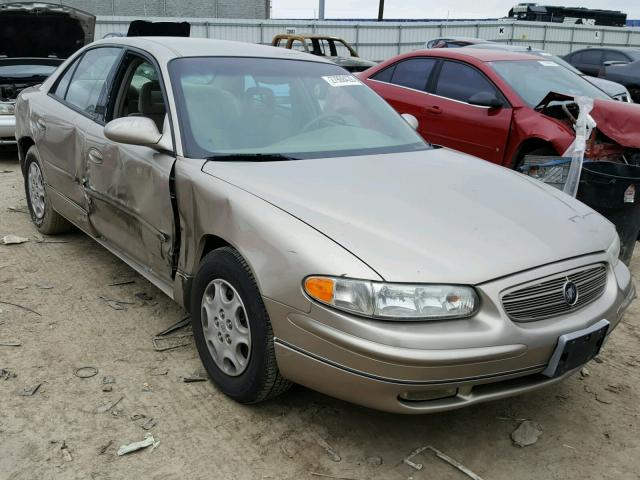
[14,37,635,413]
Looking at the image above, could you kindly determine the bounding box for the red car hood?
[591,99,640,148]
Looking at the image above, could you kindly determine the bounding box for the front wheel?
[23,147,71,234]
[191,247,291,403]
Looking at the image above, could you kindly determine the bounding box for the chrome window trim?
[368,78,512,109]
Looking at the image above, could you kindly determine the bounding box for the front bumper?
[0,115,16,144]
[268,253,634,413]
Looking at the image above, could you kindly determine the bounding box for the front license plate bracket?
[542,319,610,377]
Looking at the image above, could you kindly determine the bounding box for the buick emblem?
[563,281,579,306]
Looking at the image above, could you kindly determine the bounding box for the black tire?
[191,247,291,403]
[23,147,71,235]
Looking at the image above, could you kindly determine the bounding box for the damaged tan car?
[15,37,635,413]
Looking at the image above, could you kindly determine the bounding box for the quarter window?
[435,61,499,103]
[64,47,122,121]
[52,59,79,99]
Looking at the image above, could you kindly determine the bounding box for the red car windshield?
[491,59,611,107]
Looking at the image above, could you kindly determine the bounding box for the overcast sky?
[271,1,640,19]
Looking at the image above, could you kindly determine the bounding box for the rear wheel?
[23,147,71,234]
[191,247,291,403]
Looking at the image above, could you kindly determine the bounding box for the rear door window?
[64,47,122,121]
[579,49,603,65]
[387,58,436,91]
[435,60,499,103]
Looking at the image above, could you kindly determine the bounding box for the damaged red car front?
[359,49,640,169]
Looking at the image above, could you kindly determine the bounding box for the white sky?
[271,1,640,20]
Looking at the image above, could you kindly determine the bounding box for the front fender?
[506,107,574,166]
[173,158,382,313]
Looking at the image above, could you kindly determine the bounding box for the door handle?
[426,106,443,114]
[88,148,103,164]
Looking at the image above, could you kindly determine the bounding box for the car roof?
[428,36,491,43]
[570,46,640,52]
[412,48,541,62]
[92,36,335,64]
[274,34,344,40]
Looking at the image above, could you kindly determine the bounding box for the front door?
[426,60,512,164]
[82,54,176,285]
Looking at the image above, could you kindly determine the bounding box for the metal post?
[259,23,264,44]
[205,21,210,39]
[626,29,632,46]
[355,24,360,50]
[397,24,402,54]
[378,0,384,21]
[542,24,547,50]
[319,0,325,20]
[569,26,575,52]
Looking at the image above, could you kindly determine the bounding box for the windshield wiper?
[205,153,298,162]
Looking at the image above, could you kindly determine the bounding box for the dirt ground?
[1,148,639,480]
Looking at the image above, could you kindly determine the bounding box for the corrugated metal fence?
[96,17,640,61]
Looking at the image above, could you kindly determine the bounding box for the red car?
[358,49,640,168]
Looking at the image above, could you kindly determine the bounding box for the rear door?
[366,57,438,133]
[38,46,122,230]
[569,49,604,75]
[426,60,512,163]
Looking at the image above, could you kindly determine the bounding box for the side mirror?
[104,116,172,152]
[468,91,504,109]
[401,113,419,130]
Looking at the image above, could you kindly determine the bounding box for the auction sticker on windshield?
[322,75,362,87]
[538,61,559,67]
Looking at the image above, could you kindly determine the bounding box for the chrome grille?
[502,264,608,322]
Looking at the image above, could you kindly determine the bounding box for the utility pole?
[319,0,325,20]
[378,0,384,21]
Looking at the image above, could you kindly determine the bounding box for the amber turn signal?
[304,276,335,303]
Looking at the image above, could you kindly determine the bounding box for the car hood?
[0,2,95,58]
[536,92,640,148]
[583,75,627,97]
[590,99,640,148]
[202,149,614,284]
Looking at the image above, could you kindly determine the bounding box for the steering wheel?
[301,114,348,133]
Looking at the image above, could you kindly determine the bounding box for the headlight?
[0,102,15,115]
[606,234,621,266]
[303,276,479,320]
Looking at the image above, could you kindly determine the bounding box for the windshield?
[0,63,58,78]
[491,60,610,107]
[491,60,611,107]
[530,52,583,75]
[169,57,427,159]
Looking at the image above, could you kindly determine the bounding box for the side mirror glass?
[468,91,504,109]
[401,113,419,130]
[104,116,171,151]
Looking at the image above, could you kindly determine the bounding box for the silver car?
[15,37,635,413]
